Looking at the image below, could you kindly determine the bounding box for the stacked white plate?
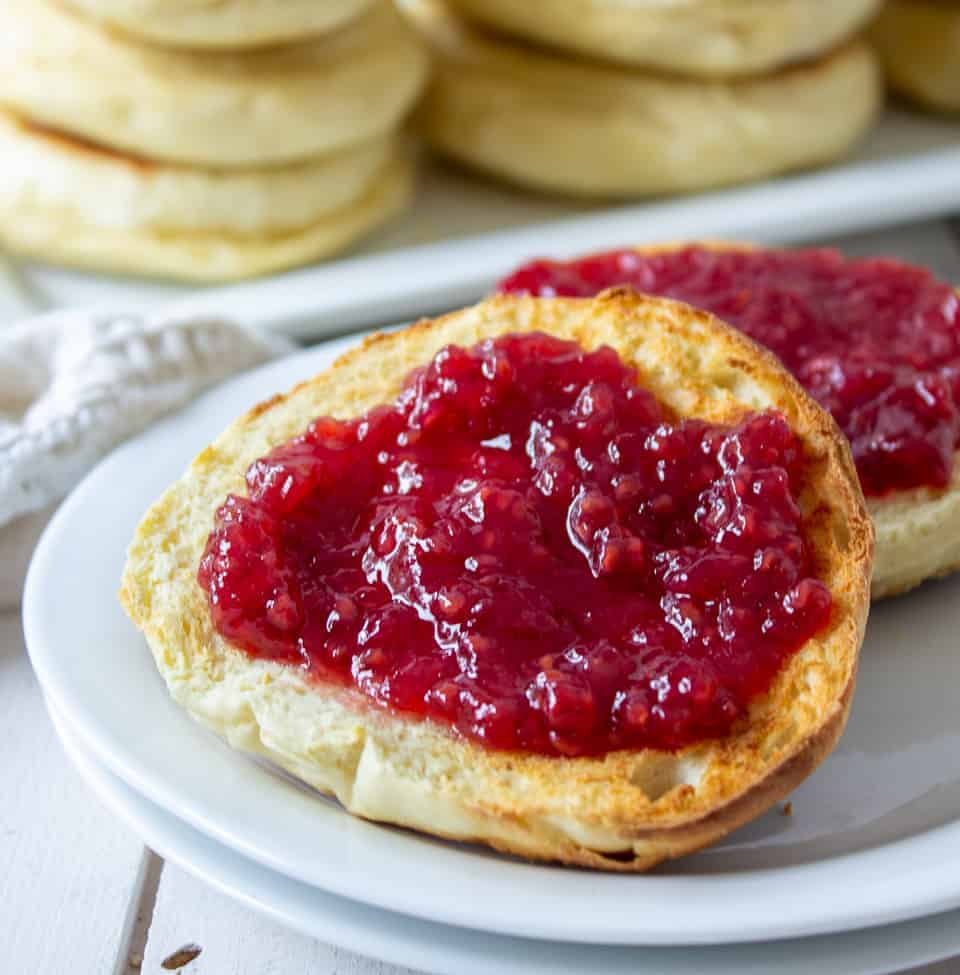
[24,339,960,975]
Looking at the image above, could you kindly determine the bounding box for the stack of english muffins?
[0,0,429,281]
[402,0,885,198]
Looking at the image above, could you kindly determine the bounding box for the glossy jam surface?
[199,333,831,756]
[500,247,960,496]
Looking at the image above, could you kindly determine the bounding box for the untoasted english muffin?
[63,0,377,51]
[121,291,872,870]
[0,0,429,168]
[871,0,960,114]
[0,117,412,281]
[406,1,881,198]
[0,111,398,237]
[442,0,882,76]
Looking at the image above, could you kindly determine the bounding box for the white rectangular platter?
[1,108,958,338]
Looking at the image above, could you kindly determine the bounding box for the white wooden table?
[3,219,960,974]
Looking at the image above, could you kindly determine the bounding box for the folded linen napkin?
[0,306,288,608]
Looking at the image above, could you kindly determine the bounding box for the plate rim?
[23,340,960,947]
[49,702,960,975]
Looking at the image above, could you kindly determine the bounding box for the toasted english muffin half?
[442,0,882,77]
[0,118,412,282]
[871,0,960,114]
[404,1,881,199]
[63,0,377,51]
[0,0,429,168]
[121,291,872,870]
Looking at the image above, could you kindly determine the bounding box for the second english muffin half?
[499,243,960,598]
[405,1,882,199]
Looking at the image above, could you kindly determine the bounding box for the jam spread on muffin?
[500,247,960,497]
[199,333,830,756]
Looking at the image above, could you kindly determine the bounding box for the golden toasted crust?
[871,0,960,114]
[441,0,883,76]
[121,292,872,870]
[619,240,960,598]
[405,0,881,199]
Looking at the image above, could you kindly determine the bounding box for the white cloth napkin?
[0,307,288,608]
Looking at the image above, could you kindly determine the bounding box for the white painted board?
[142,863,421,975]
[0,613,146,975]
[141,863,960,975]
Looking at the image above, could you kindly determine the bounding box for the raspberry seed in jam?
[499,246,960,497]
[199,333,831,757]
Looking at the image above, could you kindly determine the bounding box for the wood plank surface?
[141,860,960,975]
[141,863,420,975]
[0,613,147,975]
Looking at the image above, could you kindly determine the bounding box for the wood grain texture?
[0,612,146,975]
[142,863,422,975]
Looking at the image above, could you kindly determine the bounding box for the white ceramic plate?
[50,703,960,975]
[24,340,960,947]
[3,111,959,335]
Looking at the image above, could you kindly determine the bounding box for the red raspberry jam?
[499,247,960,497]
[199,333,831,756]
